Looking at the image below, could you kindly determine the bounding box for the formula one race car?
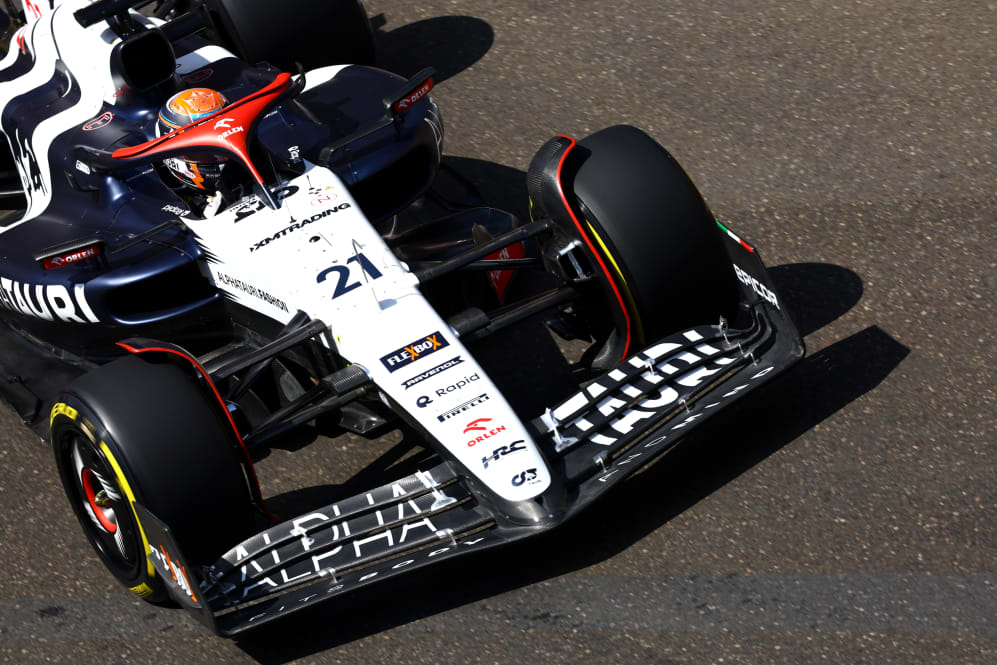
[0,0,803,636]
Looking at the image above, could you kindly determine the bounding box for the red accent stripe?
[115,343,275,523]
[552,135,632,359]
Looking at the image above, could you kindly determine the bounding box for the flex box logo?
[381,332,449,373]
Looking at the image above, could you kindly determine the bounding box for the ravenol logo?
[380,332,449,373]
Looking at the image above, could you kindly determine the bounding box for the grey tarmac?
[1,0,994,663]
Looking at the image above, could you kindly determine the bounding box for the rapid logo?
[481,440,526,468]
[381,332,449,373]
[435,373,479,397]
[416,395,432,408]
[402,356,464,389]
[465,418,505,446]
[438,394,489,423]
[733,264,780,310]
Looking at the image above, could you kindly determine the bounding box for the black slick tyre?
[570,125,739,349]
[205,0,376,71]
[51,355,256,602]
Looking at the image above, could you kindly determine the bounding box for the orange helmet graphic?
[157,88,229,191]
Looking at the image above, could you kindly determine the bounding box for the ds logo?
[511,468,539,487]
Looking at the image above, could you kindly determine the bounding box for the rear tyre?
[205,0,376,70]
[563,126,739,354]
[51,355,256,601]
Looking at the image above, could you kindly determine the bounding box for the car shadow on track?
[229,160,909,661]
[372,14,495,84]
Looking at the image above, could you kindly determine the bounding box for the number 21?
[316,253,383,298]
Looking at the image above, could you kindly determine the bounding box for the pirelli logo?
[380,332,449,373]
[438,394,489,422]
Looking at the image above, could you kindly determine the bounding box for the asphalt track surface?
[1,1,994,663]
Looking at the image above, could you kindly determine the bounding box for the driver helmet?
[157,88,229,191]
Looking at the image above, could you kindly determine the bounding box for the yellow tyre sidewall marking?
[52,403,157,596]
[49,403,78,428]
[97,441,158,583]
[584,219,646,346]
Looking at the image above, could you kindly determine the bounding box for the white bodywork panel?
[189,166,552,503]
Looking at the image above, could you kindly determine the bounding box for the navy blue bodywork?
[0,32,441,359]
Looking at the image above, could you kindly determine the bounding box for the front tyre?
[51,355,256,602]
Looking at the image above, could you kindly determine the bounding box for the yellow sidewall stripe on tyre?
[98,441,158,581]
[50,403,77,427]
[584,219,646,345]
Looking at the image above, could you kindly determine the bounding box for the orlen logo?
[463,418,491,434]
[392,79,434,113]
[465,419,507,447]
[214,118,244,140]
[82,112,113,131]
[41,244,102,270]
[380,332,449,373]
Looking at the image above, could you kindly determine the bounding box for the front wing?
[139,225,805,635]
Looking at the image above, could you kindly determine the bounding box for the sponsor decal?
[402,356,464,389]
[213,117,244,140]
[0,277,99,323]
[416,395,432,408]
[393,79,434,113]
[481,440,526,469]
[215,480,447,604]
[250,204,351,252]
[234,185,299,222]
[75,160,91,175]
[308,184,337,206]
[463,418,491,434]
[215,271,289,312]
[434,373,479,397]
[465,420,506,447]
[288,145,301,161]
[181,68,214,84]
[161,203,189,217]
[82,111,113,131]
[380,332,449,372]
[41,244,101,270]
[543,328,782,485]
[438,393,489,423]
[733,264,779,309]
[511,468,541,487]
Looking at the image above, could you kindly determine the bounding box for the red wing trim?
[553,135,633,359]
[115,342,275,524]
[112,73,293,186]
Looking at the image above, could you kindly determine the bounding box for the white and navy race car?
[0,0,804,635]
